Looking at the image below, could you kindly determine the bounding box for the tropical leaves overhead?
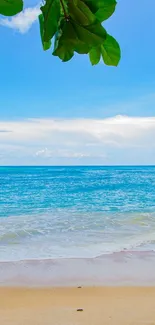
[0,0,23,16]
[0,0,121,66]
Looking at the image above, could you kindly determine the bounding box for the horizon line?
[0,165,155,168]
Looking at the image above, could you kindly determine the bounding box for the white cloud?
[0,116,155,165]
[0,6,40,33]
[35,147,105,159]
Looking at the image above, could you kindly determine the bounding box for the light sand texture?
[0,287,155,325]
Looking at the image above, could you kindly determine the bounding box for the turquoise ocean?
[0,166,155,263]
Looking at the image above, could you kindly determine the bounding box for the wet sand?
[1,251,155,286]
[1,286,155,325]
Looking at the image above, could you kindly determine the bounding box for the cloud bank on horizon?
[0,115,155,165]
[0,6,40,33]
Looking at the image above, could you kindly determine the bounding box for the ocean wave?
[1,211,155,261]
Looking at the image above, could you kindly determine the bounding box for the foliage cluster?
[0,0,121,65]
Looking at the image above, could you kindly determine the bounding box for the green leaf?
[39,14,51,51]
[101,34,121,66]
[53,19,107,61]
[0,0,23,16]
[41,0,61,42]
[95,0,117,22]
[53,42,74,61]
[68,0,96,26]
[83,0,117,22]
[89,46,101,65]
[72,21,107,47]
[89,33,121,66]
[53,20,75,62]
[74,41,90,54]
[53,20,92,61]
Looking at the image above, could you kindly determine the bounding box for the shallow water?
[0,166,155,262]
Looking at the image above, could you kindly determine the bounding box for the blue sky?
[0,0,155,165]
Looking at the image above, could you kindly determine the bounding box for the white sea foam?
[1,211,155,262]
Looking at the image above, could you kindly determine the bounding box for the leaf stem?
[60,0,69,20]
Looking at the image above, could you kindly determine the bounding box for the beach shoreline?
[1,250,155,287]
[1,286,155,325]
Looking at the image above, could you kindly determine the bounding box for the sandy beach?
[1,286,155,325]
